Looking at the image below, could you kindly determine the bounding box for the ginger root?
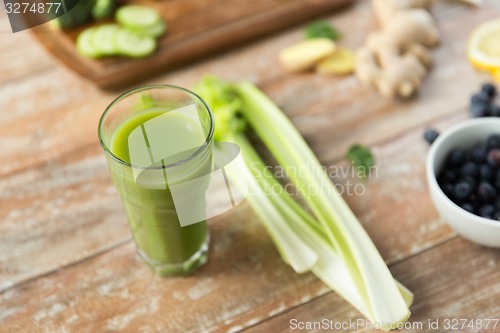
[315,48,356,75]
[356,0,440,98]
[279,38,336,72]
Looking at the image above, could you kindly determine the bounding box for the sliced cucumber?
[54,0,96,30]
[116,5,162,29]
[91,24,120,56]
[131,20,167,38]
[114,28,157,58]
[76,4,164,59]
[92,0,116,20]
[76,27,101,58]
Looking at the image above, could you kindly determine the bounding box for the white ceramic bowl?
[427,118,500,248]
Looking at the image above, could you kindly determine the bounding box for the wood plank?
[0,144,131,291]
[0,213,328,333]
[2,1,500,330]
[2,225,498,332]
[0,69,106,176]
[31,0,353,88]
[0,3,366,176]
[262,0,500,164]
[0,108,465,317]
[332,113,466,263]
[0,32,54,85]
[244,237,500,333]
[0,4,53,77]
[1,0,496,178]
[0,0,492,298]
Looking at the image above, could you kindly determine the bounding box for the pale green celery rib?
[237,133,413,321]
[216,139,318,273]
[234,82,410,326]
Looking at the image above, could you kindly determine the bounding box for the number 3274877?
[5,2,63,15]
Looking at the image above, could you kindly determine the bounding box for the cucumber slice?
[114,28,157,58]
[76,27,101,58]
[92,0,116,20]
[91,24,120,56]
[116,5,162,29]
[55,0,96,30]
[131,20,167,38]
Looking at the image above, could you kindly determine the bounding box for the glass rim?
[98,84,215,169]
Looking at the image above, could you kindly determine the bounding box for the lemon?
[493,69,500,82]
[468,19,500,72]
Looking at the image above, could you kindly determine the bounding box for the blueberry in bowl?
[426,118,500,247]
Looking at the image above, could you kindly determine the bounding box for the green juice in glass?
[107,108,211,276]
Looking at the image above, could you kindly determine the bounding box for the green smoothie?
[108,107,211,275]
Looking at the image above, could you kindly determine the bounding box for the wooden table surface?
[1,1,500,332]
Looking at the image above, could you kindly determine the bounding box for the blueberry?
[494,171,500,191]
[460,175,477,190]
[481,83,497,99]
[423,128,439,145]
[438,169,458,184]
[447,149,466,167]
[471,145,487,163]
[440,183,454,198]
[494,197,500,210]
[469,194,479,207]
[477,182,496,203]
[471,92,490,106]
[487,149,500,167]
[470,103,490,118]
[453,181,473,202]
[460,203,475,214]
[479,163,494,182]
[487,134,500,150]
[493,211,500,221]
[424,128,439,144]
[478,204,495,218]
[460,161,479,178]
[491,105,500,117]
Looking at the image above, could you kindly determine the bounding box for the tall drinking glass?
[98,85,214,276]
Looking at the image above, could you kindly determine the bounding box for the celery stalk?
[240,165,318,273]
[216,138,318,273]
[195,77,412,330]
[237,133,414,317]
[234,82,410,329]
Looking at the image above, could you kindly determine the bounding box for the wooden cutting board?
[30,0,353,89]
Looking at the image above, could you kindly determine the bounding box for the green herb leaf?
[195,76,246,142]
[347,144,375,179]
[304,21,341,40]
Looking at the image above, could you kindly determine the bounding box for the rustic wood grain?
[0,0,493,296]
[0,32,54,85]
[0,143,132,291]
[0,209,328,333]
[0,2,53,79]
[0,110,469,331]
[1,0,498,178]
[0,0,362,176]
[0,100,467,292]
[30,0,353,88]
[244,237,500,333]
[262,1,500,164]
[2,0,500,332]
